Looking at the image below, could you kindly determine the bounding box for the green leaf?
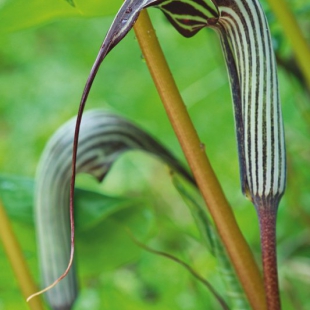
[0,173,154,270]
[75,189,139,231]
[171,176,215,254]
[77,204,155,276]
[0,174,145,232]
[64,0,75,7]
[0,0,122,34]
[0,174,34,224]
[172,176,250,310]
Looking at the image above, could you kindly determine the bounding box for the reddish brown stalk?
[257,205,281,310]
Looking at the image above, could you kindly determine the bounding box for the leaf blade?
[172,176,251,310]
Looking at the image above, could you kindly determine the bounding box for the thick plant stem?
[267,0,310,89]
[134,10,266,310]
[258,207,281,310]
[0,200,44,310]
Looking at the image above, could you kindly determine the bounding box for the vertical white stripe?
[217,0,285,200]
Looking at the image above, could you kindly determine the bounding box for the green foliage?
[65,0,76,7]
[0,173,154,260]
[173,177,250,310]
[0,1,309,309]
[0,174,146,231]
[0,0,122,33]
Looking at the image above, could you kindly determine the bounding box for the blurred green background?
[0,0,309,309]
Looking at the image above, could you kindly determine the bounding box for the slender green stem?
[134,9,266,310]
[0,199,45,310]
[267,0,310,89]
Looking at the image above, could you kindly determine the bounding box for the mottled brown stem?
[258,206,281,310]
